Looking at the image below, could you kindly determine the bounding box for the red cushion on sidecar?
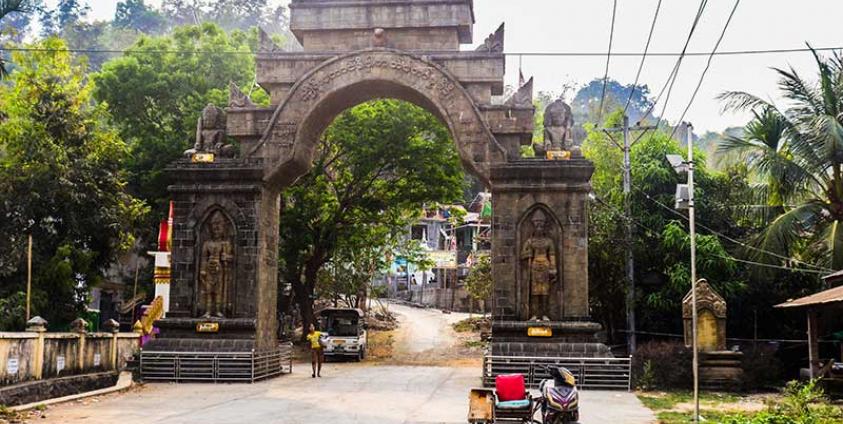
[495,374,526,402]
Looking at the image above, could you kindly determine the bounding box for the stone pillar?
[490,160,594,321]
[70,318,88,372]
[142,160,278,353]
[26,316,47,380]
[488,160,608,357]
[103,319,120,370]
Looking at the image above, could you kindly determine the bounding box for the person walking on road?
[306,323,325,378]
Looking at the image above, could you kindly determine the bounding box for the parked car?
[319,308,367,361]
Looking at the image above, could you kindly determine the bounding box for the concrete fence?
[0,317,139,386]
[402,286,488,313]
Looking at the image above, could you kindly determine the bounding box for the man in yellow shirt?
[306,323,324,378]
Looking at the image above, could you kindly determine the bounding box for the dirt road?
[29,303,656,423]
[386,301,475,363]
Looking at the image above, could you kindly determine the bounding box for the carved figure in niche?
[199,211,234,318]
[520,209,558,321]
[184,104,236,158]
[538,97,579,157]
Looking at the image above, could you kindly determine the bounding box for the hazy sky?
[78,0,843,133]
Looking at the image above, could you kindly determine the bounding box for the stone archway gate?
[144,0,599,379]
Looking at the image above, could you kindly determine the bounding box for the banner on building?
[428,250,457,269]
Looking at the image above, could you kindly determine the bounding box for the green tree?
[160,0,289,34]
[94,23,268,230]
[464,253,492,313]
[279,100,465,337]
[0,38,146,330]
[584,110,750,340]
[38,0,88,37]
[718,49,843,269]
[0,0,40,77]
[114,0,165,34]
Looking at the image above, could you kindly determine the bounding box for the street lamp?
[667,123,699,423]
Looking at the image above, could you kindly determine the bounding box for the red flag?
[166,201,174,252]
[157,201,174,252]
[157,219,169,252]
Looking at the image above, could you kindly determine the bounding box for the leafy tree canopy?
[94,23,269,222]
[0,37,146,329]
[280,99,466,335]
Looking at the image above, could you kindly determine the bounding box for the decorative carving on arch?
[249,49,508,188]
[516,204,564,320]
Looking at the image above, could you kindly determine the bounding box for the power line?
[636,0,708,125]
[596,0,618,125]
[653,0,710,128]
[2,46,842,57]
[631,185,833,273]
[623,0,663,117]
[592,192,829,275]
[670,0,741,139]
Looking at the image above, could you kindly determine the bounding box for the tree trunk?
[300,250,327,335]
[290,275,314,342]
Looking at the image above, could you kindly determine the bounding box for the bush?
[633,341,693,390]
[721,380,843,424]
[741,344,783,390]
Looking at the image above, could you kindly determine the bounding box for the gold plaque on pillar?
[546,150,571,161]
[191,152,215,163]
[196,322,220,333]
[527,327,553,337]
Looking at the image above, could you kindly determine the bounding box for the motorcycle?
[536,366,580,424]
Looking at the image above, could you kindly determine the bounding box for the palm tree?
[718,48,843,270]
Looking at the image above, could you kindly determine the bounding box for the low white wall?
[0,331,139,386]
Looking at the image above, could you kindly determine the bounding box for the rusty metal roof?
[822,269,843,284]
[775,284,843,308]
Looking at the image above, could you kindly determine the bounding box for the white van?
[319,308,367,361]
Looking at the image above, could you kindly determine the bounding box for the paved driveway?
[40,364,654,424]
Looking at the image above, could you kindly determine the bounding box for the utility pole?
[26,234,32,322]
[601,116,657,354]
[687,122,700,424]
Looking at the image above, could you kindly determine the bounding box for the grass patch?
[639,391,755,424]
[656,410,750,424]
[464,340,487,349]
[452,317,490,333]
[0,405,20,421]
[638,391,743,411]
[639,380,843,424]
[366,330,396,360]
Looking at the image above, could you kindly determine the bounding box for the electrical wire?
[669,0,741,139]
[652,0,710,128]
[596,0,618,125]
[630,185,834,273]
[623,0,662,117]
[2,46,842,57]
[592,193,829,275]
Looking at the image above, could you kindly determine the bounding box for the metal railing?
[482,354,632,391]
[140,343,293,383]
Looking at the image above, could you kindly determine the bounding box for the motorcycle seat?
[495,399,531,410]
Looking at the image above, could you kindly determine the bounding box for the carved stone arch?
[516,203,564,320]
[187,197,248,232]
[249,49,508,188]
